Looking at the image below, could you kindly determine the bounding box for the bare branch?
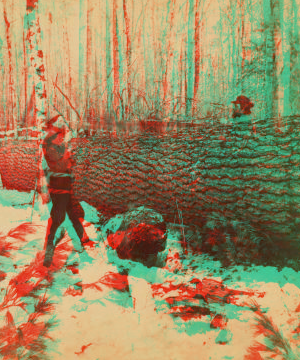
[52,78,81,122]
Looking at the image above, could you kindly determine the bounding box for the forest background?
[0,0,298,135]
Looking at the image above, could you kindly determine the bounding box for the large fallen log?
[0,117,300,254]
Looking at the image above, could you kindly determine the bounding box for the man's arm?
[63,123,77,170]
[37,154,51,204]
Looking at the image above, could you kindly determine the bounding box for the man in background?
[231,95,254,118]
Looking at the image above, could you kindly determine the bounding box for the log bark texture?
[0,117,299,245]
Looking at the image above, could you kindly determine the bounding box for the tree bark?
[162,0,175,106]
[186,0,195,116]
[25,0,47,205]
[290,0,300,115]
[1,118,300,252]
[22,20,28,130]
[123,0,132,113]
[105,0,112,117]
[25,0,46,132]
[3,0,15,133]
[78,0,86,130]
[279,0,291,117]
[263,0,277,119]
[112,0,120,113]
[193,0,200,105]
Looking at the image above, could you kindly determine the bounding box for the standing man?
[38,113,95,268]
[231,95,254,118]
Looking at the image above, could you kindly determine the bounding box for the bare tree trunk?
[263,0,276,119]
[178,40,184,114]
[106,0,112,116]
[25,0,46,132]
[113,0,120,113]
[22,19,28,130]
[186,0,195,116]
[3,0,15,133]
[290,0,300,115]
[85,0,92,130]
[14,34,20,139]
[279,0,291,118]
[162,0,175,106]
[272,13,280,123]
[142,5,149,106]
[194,0,200,106]
[25,0,47,206]
[0,32,5,132]
[123,0,132,113]
[78,0,86,130]
[240,0,246,92]
[116,4,124,121]
[63,0,72,125]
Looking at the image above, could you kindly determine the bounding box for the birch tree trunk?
[279,0,291,118]
[290,0,300,115]
[193,0,200,105]
[22,18,28,130]
[186,0,195,116]
[106,0,112,116]
[162,0,174,106]
[25,0,47,207]
[272,4,280,123]
[85,0,92,129]
[78,0,86,130]
[0,34,5,132]
[25,0,46,132]
[14,32,20,139]
[123,0,132,116]
[112,0,120,114]
[116,6,124,121]
[142,5,149,105]
[3,0,15,133]
[263,0,276,119]
[178,40,184,115]
[63,0,72,125]
[171,32,179,118]
[230,0,238,98]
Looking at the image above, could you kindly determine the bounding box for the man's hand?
[40,191,50,205]
[37,178,50,205]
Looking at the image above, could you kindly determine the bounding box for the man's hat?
[45,114,61,129]
[231,95,254,108]
[44,107,67,131]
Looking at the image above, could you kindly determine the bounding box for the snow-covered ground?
[0,189,300,360]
